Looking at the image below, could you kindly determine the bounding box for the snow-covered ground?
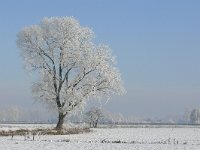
[0,124,200,150]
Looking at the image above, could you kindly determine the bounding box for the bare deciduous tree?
[85,107,104,128]
[16,17,125,129]
[190,108,200,124]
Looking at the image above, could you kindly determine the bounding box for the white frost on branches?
[17,17,125,117]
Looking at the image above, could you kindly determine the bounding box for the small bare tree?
[190,108,200,124]
[17,17,125,129]
[85,107,104,128]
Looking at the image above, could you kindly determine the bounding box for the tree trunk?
[56,113,65,130]
[95,119,98,128]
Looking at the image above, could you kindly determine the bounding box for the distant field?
[0,124,200,150]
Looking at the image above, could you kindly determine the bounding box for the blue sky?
[0,0,200,118]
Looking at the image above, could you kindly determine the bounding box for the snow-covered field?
[0,124,200,150]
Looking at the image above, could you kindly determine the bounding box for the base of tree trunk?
[56,113,65,130]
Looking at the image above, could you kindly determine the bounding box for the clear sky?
[0,0,200,118]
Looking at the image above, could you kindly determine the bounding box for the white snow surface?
[0,124,200,150]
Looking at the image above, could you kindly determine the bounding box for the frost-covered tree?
[190,108,200,124]
[85,107,104,128]
[16,17,125,129]
[0,106,23,122]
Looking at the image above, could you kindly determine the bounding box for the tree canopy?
[17,17,125,129]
